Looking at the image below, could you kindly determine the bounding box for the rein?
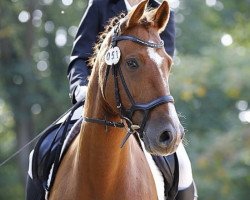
[84,24,174,147]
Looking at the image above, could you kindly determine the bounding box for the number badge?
[105,46,121,65]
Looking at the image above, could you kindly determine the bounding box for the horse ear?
[153,0,170,33]
[127,0,148,28]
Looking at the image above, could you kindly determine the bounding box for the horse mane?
[88,7,157,68]
[88,13,126,68]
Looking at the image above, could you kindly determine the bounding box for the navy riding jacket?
[67,0,175,103]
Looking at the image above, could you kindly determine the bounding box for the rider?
[68,0,197,199]
[26,0,197,199]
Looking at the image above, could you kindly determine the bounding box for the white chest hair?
[140,140,165,200]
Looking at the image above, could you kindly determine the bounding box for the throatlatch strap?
[83,117,124,128]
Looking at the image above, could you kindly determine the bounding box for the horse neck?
[76,69,133,185]
[68,64,157,200]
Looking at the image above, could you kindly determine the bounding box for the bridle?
[84,23,174,147]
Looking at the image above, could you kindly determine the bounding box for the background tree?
[170,0,250,199]
[0,0,86,198]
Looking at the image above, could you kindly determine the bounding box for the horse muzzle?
[142,114,184,156]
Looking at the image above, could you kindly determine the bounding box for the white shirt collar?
[124,0,139,11]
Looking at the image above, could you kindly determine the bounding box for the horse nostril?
[158,130,172,147]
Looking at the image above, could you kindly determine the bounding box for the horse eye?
[126,59,139,69]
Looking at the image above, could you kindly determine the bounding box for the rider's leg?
[176,142,198,199]
[26,151,44,200]
[176,181,198,200]
[26,175,45,200]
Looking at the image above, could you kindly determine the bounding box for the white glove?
[74,85,88,102]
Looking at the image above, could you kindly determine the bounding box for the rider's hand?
[74,85,88,102]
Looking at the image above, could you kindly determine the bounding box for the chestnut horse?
[49,1,183,199]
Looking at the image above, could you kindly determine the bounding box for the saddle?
[30,102,179,199]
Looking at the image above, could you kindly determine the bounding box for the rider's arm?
[67,0,101,103]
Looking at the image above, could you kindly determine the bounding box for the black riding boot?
[25,176,45,200]
[176,181,198,200]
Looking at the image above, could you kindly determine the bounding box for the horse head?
[92,0,184,156]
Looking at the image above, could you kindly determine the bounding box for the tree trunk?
[0,0,39,186]
[14,110,35,184]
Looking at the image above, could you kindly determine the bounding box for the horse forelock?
[89,8,161,69]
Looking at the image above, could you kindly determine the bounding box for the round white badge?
[105,46,121,65]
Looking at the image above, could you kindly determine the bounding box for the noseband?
[84,24,174,147]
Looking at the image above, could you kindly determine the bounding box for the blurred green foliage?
[170,0,250,199]
[0,0,249,199]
